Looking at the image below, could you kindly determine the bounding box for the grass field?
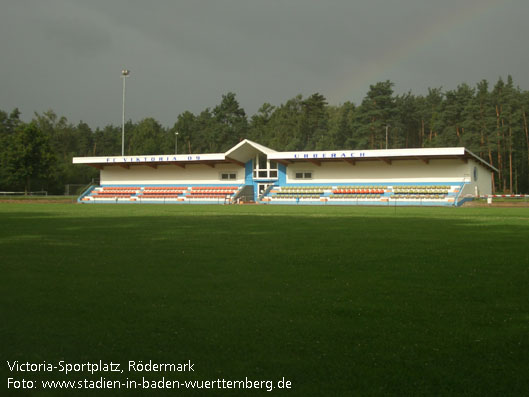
[1,204,529,396]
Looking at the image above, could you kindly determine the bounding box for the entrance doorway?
[258,183,273,197]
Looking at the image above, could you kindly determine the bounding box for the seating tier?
[263,183,461,205]
[83,185,241,202]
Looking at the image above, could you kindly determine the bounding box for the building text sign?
[105,155,205,163]
[291,152,366,159]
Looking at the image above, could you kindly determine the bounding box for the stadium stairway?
[233,185,255,203]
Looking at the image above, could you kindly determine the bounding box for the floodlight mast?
[121,69,130,156]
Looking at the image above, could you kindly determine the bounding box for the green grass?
[1,204,529,396]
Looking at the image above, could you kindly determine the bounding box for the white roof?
[223,139,276,163]
[72,152,225,165]
[72,141,497,172]
[268,147,498,172]
[226,139,276,156]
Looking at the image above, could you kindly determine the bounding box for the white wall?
[98,158,494,193]
[100,164,244,185]
[459,160,493,196]
[286,159,491,184]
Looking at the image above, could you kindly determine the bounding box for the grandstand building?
[73,139,497,206]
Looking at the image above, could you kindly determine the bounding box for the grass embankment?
[1,204,528,396]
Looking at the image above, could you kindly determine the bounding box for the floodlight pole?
[385,125,389,149]
[121,69,130,156]
[175,131,179,154]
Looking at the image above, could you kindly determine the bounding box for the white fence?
[0,191,48,196]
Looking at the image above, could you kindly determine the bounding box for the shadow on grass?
[1,207,529,396]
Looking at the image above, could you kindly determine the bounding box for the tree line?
[1,75,528,194]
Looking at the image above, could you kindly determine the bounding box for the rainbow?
[331,0,501,103]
